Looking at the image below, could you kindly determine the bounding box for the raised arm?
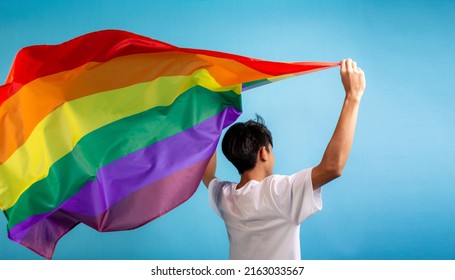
[202,152,217,188]
[311,58,366,190]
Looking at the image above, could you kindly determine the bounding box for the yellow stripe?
[0,69,241,210]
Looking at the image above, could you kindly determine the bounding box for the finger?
[352,60,357,70]
[340,59,346,71]
[340,59,344,74]
[348,58,354,71]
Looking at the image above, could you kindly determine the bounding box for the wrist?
[344,95,362,104]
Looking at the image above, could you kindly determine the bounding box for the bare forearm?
[321,97,360,176]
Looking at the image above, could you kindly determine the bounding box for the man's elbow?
[202,176,210,188]
[313,162,344,189]
[325,164,344,181]
[202,174,215,188]
[332,169,343,180]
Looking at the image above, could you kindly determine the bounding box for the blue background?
[0,0,454,260]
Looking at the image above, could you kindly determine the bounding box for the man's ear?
[258,146,268,162]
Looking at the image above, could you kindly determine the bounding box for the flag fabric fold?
[0,29,338,259]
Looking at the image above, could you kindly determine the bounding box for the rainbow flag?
[0,29,338,259]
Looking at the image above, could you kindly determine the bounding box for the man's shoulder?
[208,177,235,193]
[267,168,313,184]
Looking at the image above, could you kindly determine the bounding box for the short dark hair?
[222,115,273,174]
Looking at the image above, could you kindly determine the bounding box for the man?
[203,59,366,259]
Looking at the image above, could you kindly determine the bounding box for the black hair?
[221,115,273,174]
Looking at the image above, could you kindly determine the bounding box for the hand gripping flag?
[0,30,338,259]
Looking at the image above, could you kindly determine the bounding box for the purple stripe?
[17,158,209,259]
[9,107,241,242]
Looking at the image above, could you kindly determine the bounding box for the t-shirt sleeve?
[271,167,323,224]
[208,178,224,218]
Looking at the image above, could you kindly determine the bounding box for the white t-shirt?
[208,168,322,260]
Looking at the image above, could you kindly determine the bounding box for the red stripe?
[1,29,339,105]
[5,30,175,85]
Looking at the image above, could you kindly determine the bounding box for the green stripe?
[5,86,241,228]
[242,79,271,90]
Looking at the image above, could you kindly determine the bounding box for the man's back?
[208,168,322,259]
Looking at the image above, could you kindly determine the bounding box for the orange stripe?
[0,51,274,163]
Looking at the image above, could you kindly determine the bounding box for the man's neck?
[236,168,270,190]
